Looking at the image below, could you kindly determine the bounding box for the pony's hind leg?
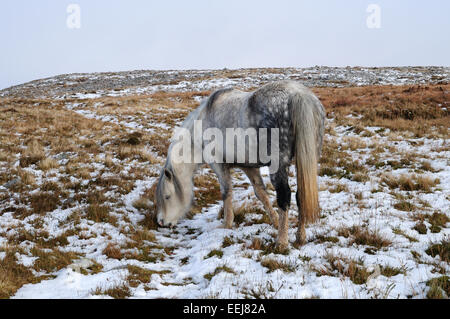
[270,166,291,250]
[242,168,279,228]
[294,190,306,247]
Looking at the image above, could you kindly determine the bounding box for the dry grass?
[0,247,41,299]
[103,243,123,260]
[86,204,118,226]
[19,140,44,168]
[426,239,449,263]
[426,276,449,299]
[92,284,131,299]
[29,192,61,214]
[192,174,222,214]
[126,265,170,288]
[203,265,236,281]
[337,225,392,250]
[38,157,59,171]
[313,84,449,137]
[260,258,296,273]
[382,174,440,192]
[0,82,448,298]
[30,247,79,273]
[312,254,371,285]
[18,169,36,186]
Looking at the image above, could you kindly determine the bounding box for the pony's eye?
[165,195,171,200]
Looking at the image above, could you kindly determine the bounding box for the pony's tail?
[290,93,321,224]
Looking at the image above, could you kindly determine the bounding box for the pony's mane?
[206,88,234,110]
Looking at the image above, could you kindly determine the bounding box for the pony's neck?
[167,102,205,198]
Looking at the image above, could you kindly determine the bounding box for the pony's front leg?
[223,188,234,229]
[214,165,234,229]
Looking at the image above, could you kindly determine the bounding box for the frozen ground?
[0,68,448,299]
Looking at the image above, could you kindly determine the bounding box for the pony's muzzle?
[157,217,175,229]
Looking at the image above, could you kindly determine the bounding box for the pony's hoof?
[293,239,306,248]
[271,218,279,229]
[275,241,289,253]
[221,223,233,230]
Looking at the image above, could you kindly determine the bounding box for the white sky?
[1,0,449,89]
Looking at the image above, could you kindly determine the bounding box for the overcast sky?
[1,0,449,89]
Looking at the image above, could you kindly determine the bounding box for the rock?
[68,258,95,273]
[3,178,20,189]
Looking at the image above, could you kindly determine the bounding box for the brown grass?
[260,258,296,273]
[92,284,131,299]
[426,239,449,263]
[103,243,123,260]
[312,254,371,285]
[86,204,118,225]
[126,265,170,288]
[337,225,391,250]
[426,276,449,299]
[29,192,61,214]
[0,247,42,299]
[382,174,439,192]
[31,247,79,273]
[38,157,59,171]
[313,84,449,137]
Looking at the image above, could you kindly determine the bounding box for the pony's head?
[155,165,192,228]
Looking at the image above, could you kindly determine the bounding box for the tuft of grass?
[86,204,117,226]
[30,192,61,214]
[428,212,449,233]
[126,265,170,288]
[419,161,439,173]
[413,222,428,235]
[103,243,123,260]
[130,229,156,244]
[0,247,42,299]
[425,240,449,263]
[248,238,262,251]
[78,260,104,275]
[139,212,159,230]
[205,249,223,259]
[426,276,449,299]
[204,266,236,281]
[126,132,142,145]
[338,225,391,250]
[18,170,36,186]
[380,266,405,277]
[319,166,341,177]
[31,247,79,273]
[313,254,371,285]
[261,258,297,273]
[222,236,235,248]
[38,157,59,171]
[132,197,152,211]
[40,181,61,192]
[393,200,416,212]
[382,174,439,192]
[352,228,391,249]
[93,284,131,299]
[20,140,44,168]
[316,235,340,244]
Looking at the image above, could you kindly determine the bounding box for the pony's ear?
[164,169,173,181]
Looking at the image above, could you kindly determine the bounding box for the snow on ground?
[1,70,449,299]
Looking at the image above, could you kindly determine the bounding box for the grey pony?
[156,80,325,249]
